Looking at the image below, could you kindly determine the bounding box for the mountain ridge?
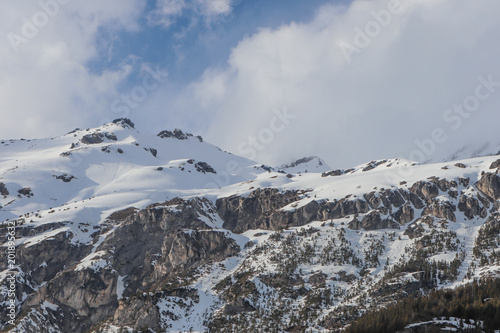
[1,119,500,332]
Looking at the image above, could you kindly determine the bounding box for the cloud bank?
[1,0,500,170]
[0,0,143,137]
[0,0,234,139]
[161,0,500,168]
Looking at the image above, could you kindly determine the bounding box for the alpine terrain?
[1,118,500,333]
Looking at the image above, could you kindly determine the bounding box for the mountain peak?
[157,128,203,142]
[112,118,135,129]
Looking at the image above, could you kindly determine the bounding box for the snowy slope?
[0,119,260,226]
[1,119,500,333]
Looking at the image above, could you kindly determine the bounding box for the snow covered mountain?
[1,119,500,332]
[0,118,258,224]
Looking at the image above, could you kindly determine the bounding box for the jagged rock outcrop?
[17,187,33,197]
[100,198,239,295]
[348,211,399,230]
[476,172,500,201]
[322,169,343,177]
[362,160,387,172]
[4,197,240,332]
[195,161,216,174]
[112,118,135,128]
[422,201,457,222]
[216,179,463,233]
[24,269,119,332]
[113,297,161,331]
[158,129,193,140]
[0,182,8,196]
[393,204,414,224]
[216,189,373,233]
[409,181,439,203]
[490,159,500,169]
[81,132,104,144]
[53,174,76,182]
[458,195,488,219]
[15,230,92,288]
[279,156,324,171]
[364,192,381,209]
[384,189,406,207]
[143,147,157,157]
[216,189,304,233]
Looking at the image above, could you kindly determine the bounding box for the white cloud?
[148,0,232,28]
[2,0,499,171]
[197,0,232,17]
[149,0,186,27]
[158,0,500,168]
[0,0,144,138]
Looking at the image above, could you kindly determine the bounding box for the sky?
[1,0,500,169]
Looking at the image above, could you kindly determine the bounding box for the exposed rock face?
[0,182,8,196]
[216,189,373,233]
[53,174,76,182]
[364,192,381,209]
[477,173,500,200]
[393,204,414,224]
[5,197,239,332]
[427,177,457,192]
[216,188,303,233]
[143,147,158,157]
[422,201,456,222]
[348,211,399,230]
[195,161,216,174]
[14,230,92,288]
[113,297,161,330]
[104,132,117,141]
[279,156,323,170]
[362,160,387,172]
[490,159,500,169]
[157,129,193,140]
[81,132,104,144]
[409,181,439,203]
[17,187,33,197]
[321,168,354,177]
[458,195,488,219]
[112,118,135,128]
[384,189,406,207]
[26,269,119,328]
[100,198,239,295]
[322,169,344,177]
[80,131,116,144]
[216,180,459,233]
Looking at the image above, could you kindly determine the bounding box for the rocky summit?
[1,119,500,332]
